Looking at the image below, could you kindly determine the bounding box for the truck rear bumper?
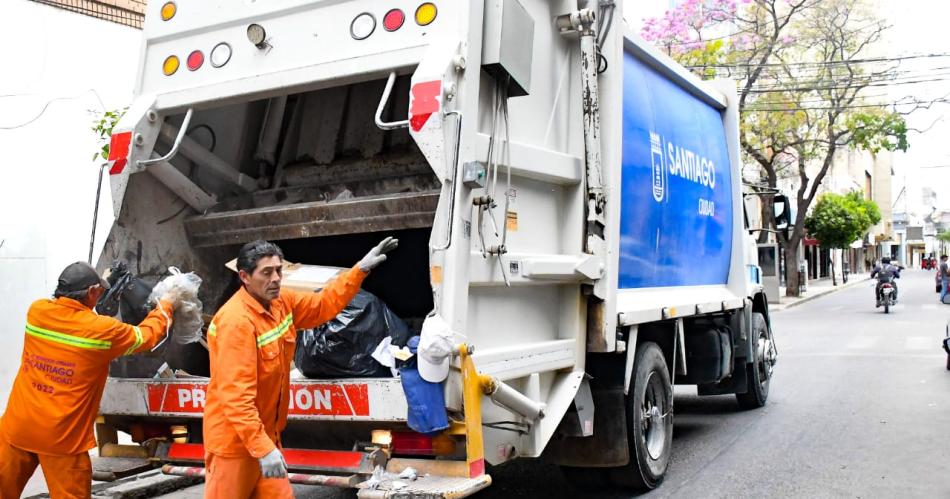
[100,377,408,421]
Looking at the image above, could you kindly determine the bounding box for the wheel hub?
[640,372,669,460]
[756,335,774,383]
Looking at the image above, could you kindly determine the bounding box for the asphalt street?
[485,270,950,499]
[118,271,950,498]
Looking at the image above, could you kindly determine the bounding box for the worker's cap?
[417,314,455,383]
[57,261,109,292]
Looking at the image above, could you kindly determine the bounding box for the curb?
[773,276,871,311]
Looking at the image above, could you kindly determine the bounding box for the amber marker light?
[163,55,180,76]
[415,3,437,26]
[161,2,176,21]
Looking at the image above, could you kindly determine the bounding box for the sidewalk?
[771,275,871,311]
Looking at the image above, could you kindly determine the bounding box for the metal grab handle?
[138,108,193,168]
[374,72,410,130]
[431,110,463,251]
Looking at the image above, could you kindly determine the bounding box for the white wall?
[0,0,141,408]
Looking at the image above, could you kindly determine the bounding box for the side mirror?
[773,194,792,235]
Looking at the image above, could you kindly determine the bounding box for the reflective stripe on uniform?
[208,323,217,337]
[124,326,144,356]
[25,323,111,350]
[256,314,293,348]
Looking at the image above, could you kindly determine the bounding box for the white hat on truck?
[418,314,455,383]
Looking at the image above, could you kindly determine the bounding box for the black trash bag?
[295,290,412,378]
[104,261,211,377]
[96,261,152,322]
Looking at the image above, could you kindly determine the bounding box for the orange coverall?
[0,297,172,499]
[203,266,365,499]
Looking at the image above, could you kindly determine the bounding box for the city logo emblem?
[650,132,665,203]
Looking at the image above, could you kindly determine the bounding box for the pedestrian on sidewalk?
[940,255,950,304]
[0,262,183,499]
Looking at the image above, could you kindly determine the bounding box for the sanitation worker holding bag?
[0,262,182,499]
[202,237,397,499]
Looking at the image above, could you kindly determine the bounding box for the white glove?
[358,237,399,272]
[259,448,287,478]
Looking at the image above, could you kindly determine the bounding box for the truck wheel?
[610,341,673,490]
[561,343,673,492]
[736,313,773,409]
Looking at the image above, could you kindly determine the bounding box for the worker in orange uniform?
[0,261,181,499]
[203,237,398,499]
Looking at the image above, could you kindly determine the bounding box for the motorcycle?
[879,281,896,314]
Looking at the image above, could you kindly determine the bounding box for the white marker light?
[350,12,376,40]
[210,42,232,68]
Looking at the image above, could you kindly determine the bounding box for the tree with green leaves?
[804,191,881,285]
[91,108,126,161]
[641,0,914,296]
[937,231,950,256]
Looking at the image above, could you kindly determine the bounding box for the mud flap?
[543,385,629,467]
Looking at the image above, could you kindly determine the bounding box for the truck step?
[91,456,155,482]
[356,474,492,499]
[161,443,385,475]
[162,465,360,488]
[159,443,492,498]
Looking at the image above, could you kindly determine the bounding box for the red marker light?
[187,50,204,71]
[383,9,405,32]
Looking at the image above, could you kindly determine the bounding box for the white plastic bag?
[149,267,204,345]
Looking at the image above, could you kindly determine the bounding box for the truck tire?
[562,342,673,492]
[736,313,772,409]
[612,341,673,490]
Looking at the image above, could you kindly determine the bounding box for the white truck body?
[97,1,777,495]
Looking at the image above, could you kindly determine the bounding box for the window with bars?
[31,0,146,29]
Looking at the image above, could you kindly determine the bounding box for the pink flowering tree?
[641,0,911,297]
[640,0,746,77]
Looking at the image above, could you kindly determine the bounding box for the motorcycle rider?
[871,257,901,307]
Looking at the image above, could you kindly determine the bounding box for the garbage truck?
[94,0,786,495]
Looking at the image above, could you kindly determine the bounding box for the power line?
[0,89,105,130]
[743,98,950,112]
[716,65,950,81]
[746,76,950,93]
[694,52,950,69]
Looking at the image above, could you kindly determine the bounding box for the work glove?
[358,236,399,272]
[259,448,288,478]
[160,289,183,310]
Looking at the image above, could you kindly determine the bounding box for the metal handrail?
[138,108,193,167]
[431,110,463,251]
[374,72,410,130]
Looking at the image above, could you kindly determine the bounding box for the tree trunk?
[830,252,837,286]
[757,196,773,244]
[785,241,801,297]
